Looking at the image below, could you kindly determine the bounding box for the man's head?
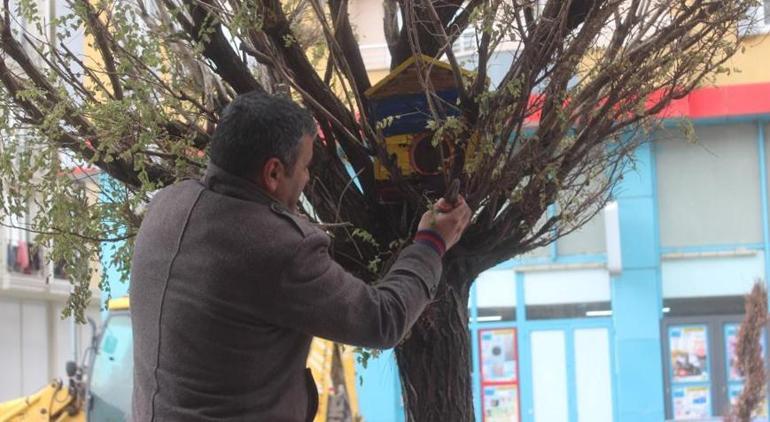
[209,92,316,212]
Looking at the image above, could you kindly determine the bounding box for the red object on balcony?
[15,240,29,272]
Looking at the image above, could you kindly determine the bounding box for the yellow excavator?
[0,297,361,422]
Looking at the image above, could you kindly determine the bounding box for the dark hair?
[209,92,316,178]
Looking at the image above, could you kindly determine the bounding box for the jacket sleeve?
[270,231,442,348]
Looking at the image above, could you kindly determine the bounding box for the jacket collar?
[201,161,278,206]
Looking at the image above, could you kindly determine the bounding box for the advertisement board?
[479,328,519,422]
[670,325,710,383]
[672,385,711,420]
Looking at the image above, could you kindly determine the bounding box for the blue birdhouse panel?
[369,90,461,137]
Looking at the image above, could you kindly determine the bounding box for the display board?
[672,385,711,419]
[668,324,712,419]
[479,328,520,422]
[669,325,710,382]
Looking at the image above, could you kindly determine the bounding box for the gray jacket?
[130,163,442,421]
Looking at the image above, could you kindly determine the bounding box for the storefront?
[356,115,770,422]
[471,266,615,422]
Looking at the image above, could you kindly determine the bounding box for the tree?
[727,281,768,422]
[0,0,757,419]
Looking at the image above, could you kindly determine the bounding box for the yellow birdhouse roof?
[364,54,475,99]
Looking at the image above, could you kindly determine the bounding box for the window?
[88,313,133,421]
[451,29,476,56]
[557,207,606,256]
[661,254,762,317]
[740,1,770,35]
[524,269,611,320]
[475,270,516,322]
[656,124,762,248]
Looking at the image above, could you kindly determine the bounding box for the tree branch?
[390,0,464,68]
[77,0,123,99]
[327,0,371,94]
[183,0,265,94]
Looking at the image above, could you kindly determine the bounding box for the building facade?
[0,168,101,402]
[352,2,770,421]
[0,0,103,403]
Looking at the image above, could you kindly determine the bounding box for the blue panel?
[618,197,658,269]
[518,326,534,422]
[355,349,405,422]
[614,340,666,419]
[611,140,666,421]
[613,269,662,340]
[99,175,130,308]
[368,90,460,137]
[614,142,655,198]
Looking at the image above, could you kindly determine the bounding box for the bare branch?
[183,0,265,94]
[76,0,123,99]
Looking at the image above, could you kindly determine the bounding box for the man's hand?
[417,196,472,251]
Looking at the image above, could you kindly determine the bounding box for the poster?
[480,329,517,383]
[726,324,767,381]
[482,385,519,422]
[728,383,769,419]
[672,385,711,420]
[670,325,709,382]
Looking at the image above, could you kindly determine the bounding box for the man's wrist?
[414,229,446,257]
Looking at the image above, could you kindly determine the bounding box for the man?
[130,92,471,421]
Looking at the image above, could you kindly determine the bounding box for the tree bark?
[396,259,477,421]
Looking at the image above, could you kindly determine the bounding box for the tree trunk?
[396,259,477,421]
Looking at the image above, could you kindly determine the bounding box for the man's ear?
[260,157,284,193]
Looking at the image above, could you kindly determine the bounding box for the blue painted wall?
[99,174,129,306]
[611,142,666,421]
[355,349,405,422]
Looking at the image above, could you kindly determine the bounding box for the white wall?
[0,297,99,402]
[662,254,765,298]
[21,301,49,394]
[0,298,23,400]
[349,0,387,46]
[476,269,516,308]
[524,269,611,305]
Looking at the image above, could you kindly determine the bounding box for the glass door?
[525,324,614,422]
[663,316,769,420]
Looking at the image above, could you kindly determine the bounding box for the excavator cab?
[86,298,132,421]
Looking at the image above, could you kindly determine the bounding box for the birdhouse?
[364,54,473,202]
